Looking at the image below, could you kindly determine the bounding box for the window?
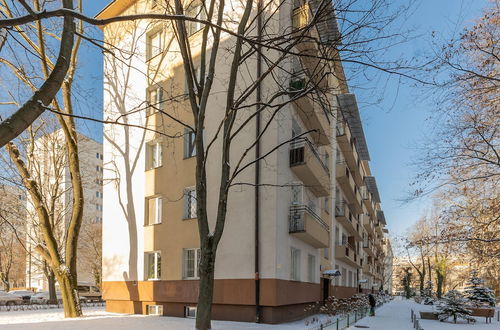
[335,226,340,245]
[147,86,164,115]
[292,118,302,138]
[348,270,353,287]
[324,196,330,214]
[96,152,100,159]
[307,254,315,282]
[94,217,102,224]
[185,1,206,36]
[146,196,163,225]
[341,267,347,286]
[146,141,163,170]
[290,247,301,281]
[96,203,102,211]
[146,252,161,280]
[184,129,196,158]
[183,187,197,219]
[96,191,99,198]
[185,306,197,318]
[184,67,201,95]
[183,248,201,279]
[291,184,303,205]
[147,29,162,60]
[323,247,329,260]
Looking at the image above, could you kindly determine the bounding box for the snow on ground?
[0,299,497,330]
[0,306,310,329]
[348,297,499,330]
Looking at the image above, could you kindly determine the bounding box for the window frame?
[182,248,201,279]
[183,187,197,219]
[307,254,316,283]
[147,85,164,116]
[145,196,163,226]
[185,1,206,36]
[145,251,161,280]
[146,140,163,170]
[290,247,301,281]
[146,28,163,61]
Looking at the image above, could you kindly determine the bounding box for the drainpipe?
[255,0,263,323]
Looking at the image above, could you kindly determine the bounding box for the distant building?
[25,129,103,290]
[0,185,27,290]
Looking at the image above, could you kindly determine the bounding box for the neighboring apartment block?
[98,0,391,323]
[0,185,27,290]
[25,129,103,290]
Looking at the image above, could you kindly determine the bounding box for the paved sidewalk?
[347,297,415,330]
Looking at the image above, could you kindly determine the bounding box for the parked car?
[9,290,35,303]
[77,282,102,302]
[0,291,23,306]
[30,291,62,305]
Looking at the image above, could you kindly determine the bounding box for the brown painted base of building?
[103,279,363,324]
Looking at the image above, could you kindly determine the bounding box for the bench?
[419,311,438,320]
[470,308,495,323]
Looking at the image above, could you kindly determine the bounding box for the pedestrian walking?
[368,293,376,316]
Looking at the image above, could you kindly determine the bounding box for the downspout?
[255,0,263,323]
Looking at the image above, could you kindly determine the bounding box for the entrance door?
[322,278,330,302]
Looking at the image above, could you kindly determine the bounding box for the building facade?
[98,0,391,323]
[25,129,103,290]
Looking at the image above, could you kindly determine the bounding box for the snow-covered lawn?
[0,299,497,330]
[348,297,499,330]
[0,306,308,329]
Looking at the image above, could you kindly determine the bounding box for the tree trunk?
[436,272,444,299]
[196,241,216,330]
[47,269,57,304]
[56,272,81,317]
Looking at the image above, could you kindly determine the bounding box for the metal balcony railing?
[289,205,330,233]
[290,138,329,174]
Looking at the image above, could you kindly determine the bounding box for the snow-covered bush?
[437,290,475,324]
[464,271,496,307]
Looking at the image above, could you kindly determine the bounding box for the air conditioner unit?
[147,305,163,316]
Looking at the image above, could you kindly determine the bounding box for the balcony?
[336,122,363,182]
[290,139,330,196]
[361,214,375,237]
[289,205,329,248]
[363,263,374,276]
[289,78,330,145]
[291,4,324,87]
[334,244,361,268]
[363,239,375,257]
[335,202,362,241]
[335,163,362,213]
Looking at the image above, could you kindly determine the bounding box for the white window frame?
[146,251,161,280]
[307,254,315,282]
[146,196,163,225]
[183,248,201,279]
[147,29,162,60]
[291,247,301,281]
[185,1,206,36]
[147,85,164,116]
[183,187,197,219]
[146,141,163,170]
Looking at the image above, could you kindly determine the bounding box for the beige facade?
[25,129,103,290]
[99,0,391,323]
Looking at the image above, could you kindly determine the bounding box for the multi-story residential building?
[98,0,390,323]
[25,129,103,290]
[0,185,27,290]
[383,236,394,294]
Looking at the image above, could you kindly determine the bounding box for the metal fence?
[308,306,371,330]
[0,301,105,312]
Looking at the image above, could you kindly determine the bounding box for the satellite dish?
[324,269,342,277]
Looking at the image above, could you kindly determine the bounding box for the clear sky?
[80,0,487,238]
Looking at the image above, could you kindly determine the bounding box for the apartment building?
[0,185,27,290]
[98,0,391,323]
[25,129,103,290]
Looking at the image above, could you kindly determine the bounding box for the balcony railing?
[292,3,310,30]
[289,205,329,248]
[290,138,329,174]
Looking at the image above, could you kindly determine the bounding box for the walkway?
[346,297,415,329]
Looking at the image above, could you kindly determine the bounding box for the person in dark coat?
[368,293,376,316]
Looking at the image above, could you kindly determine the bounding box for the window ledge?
[182,216,197,221]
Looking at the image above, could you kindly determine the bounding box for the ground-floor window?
[183,248,201,279]
[146,251,161,280]
[307,254,316,282]
[291,247,301,281]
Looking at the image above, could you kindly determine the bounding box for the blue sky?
[81,0,486,237]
